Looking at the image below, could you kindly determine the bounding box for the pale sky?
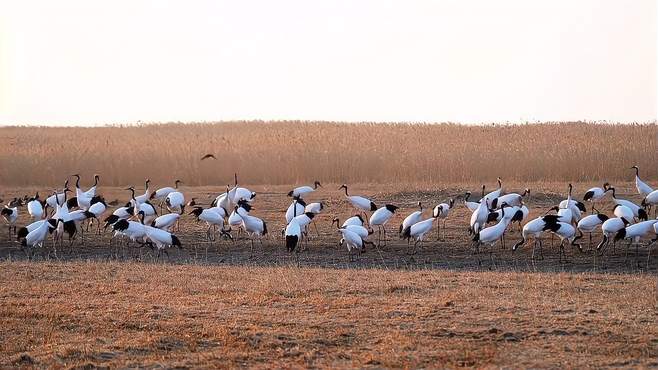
[0,0,656,126]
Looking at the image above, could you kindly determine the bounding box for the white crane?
[582,183,611,213]
[151,212,181,232]
[235,205,268,258]
[165,186,186,215]
[212,186,233,211]
[631,165,654,197]
[370,204,398,246]
[151,179,182,211]
[432,199,454,241]
[285,198,306,224]
[71,174,93,210]
[304,202,324,236]
[83,174,100,198]
[575,213,609,249]
[53,188,77,247]
[112,214,148,246]
[86,196,107,234]
[133,179,151,204]
[2,206,18,236]
[596,217,631,253]
[335,215,365,228]
[612,204,635,224]
[339,184,377,222]
[399,202,423,239]
[127,187,158,225]
[20,218,56,254]
[285,218,302,253]
[305,202,324,214]
[103,205,134,230]
[482,178,503,208]
[17,219,48,243]
[337,227,368,262]
[609,186,648,221]
[642,189,658,218]
[462,191,480,212]
[288,181,322,198]
[491,189,529,209]
[143,224,183,258]
[27,192,45,220]
[189,207,226,241]
[332,218,371,241]
[469,198,489,235]
[614,219,658,265]
[473,203,512,255]
[544,221,582,262]
[513,214,563,259]
[557,184,578,224]
[403,214,438,255]
[231,173,256,203]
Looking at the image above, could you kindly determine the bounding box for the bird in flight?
[201,154,217,161]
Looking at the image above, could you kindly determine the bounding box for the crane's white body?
[305,202,324,214]
[400,210,423,234]
[285,200,306,224]
[338,228,364,255]
[342,215,364,227]
[88,201,107,218]
[24,220,53,248]
[613,205,635,223]
[470,200,489,234]
[577,214,607,233]
[152,213,181,231]
[289,185,316,198]
[370,206,396,226]
[408,217,435,242]
[27,200,44,220]
[166,192,185,213]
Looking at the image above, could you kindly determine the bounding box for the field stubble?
[0,262,656,368]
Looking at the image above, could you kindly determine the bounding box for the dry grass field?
[1,262,657,368]
[1,122,657,368]
[0,122,656,187]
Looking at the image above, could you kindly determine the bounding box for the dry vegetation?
[2,122,657,368]
[1,262,656,368]
[0,121,656,187]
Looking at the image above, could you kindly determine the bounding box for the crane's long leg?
[410,240,419,255]
[646,240,655,269]
[313,220,320,237]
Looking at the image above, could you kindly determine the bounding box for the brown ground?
[1,262,656,368]
[0,182,656,273]
[1,183,657,368]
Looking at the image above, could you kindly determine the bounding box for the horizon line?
[1,119,657,128]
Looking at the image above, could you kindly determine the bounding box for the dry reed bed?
[0,122,655,187]
[1,261,656,368]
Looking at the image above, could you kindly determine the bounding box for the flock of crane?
[2,166,658,264]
